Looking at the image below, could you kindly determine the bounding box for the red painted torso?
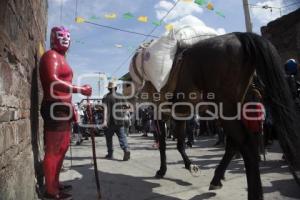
[40,50,73,103]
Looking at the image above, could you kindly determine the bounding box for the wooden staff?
[86,98,102,199]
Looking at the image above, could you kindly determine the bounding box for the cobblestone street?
[60,134,300,200]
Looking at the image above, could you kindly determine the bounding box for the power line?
[142,0,180,43]
[111,51,137,76]
[282,2,300,9]
[73,0,180,77]
[84,21,160,38]
[248,3,282,16]
[112,0,180,76]
[248,1,300,9]
[281,2,300,15]
[248,0,300,16]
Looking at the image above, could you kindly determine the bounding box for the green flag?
[216,11,225,18]
[89,15,99,21]
[194,0,207,6]
[123,12,134,19]
[152,20,162,26]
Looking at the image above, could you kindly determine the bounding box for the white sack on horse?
[143,31,178,92]
[174,25,218,48]
[129,25,219,92]
[129,32,177,92]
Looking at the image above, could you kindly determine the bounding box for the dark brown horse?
[130,32,300,200]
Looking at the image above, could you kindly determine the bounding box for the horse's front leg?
[155,120,167,178]
[176,120,200,176]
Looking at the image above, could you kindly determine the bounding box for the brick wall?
[0,0,47,199]
[261,8,300,64]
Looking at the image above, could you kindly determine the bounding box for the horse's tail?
[235,32,300,183]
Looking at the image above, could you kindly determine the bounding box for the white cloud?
[170,15,226,35]
[155,0,203,22]
[155,1,226,35]
[251,0,284,24]
[216,28,226,35]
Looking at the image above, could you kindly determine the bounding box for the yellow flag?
[104,13,117,19]
[207,2,214,10]
[165,24,174,31]
[75,16,85,23]
[138,16,148,23]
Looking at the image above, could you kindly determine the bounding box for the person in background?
[214,119,225,147]
[102,81,130,161]
[73,103,83,145]
[242,83,265,161]
[285,59,300,102]
[123,104,132,136]
[210,83,264,189]
[186,118,195,148]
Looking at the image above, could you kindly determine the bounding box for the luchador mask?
[50,26,71,53]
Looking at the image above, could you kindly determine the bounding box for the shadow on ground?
[62,135,300,200]
[63,166,182,200]
[263,179,300,199]
[189,192,217,200]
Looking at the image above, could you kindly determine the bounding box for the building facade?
[0,0,48,199]
[261,8,300,64]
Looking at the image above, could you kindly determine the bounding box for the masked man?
[40,26,92,200]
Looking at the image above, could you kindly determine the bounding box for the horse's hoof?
[155,170,166,179]
[209,183,223,190]
[189,164,200,177]
[155,173,164,179]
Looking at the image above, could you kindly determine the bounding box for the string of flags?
[74,0,225,45]
[75,0,225,30]
[76,15,176,32]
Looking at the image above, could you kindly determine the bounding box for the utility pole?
[242,0,253,32]
[94,72,105,98]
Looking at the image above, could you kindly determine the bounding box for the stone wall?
[261,8,300,64]
[0,0,47,199]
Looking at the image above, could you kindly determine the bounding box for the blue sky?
[47,0,299,102]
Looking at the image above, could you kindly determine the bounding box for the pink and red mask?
[50,26,71,53]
